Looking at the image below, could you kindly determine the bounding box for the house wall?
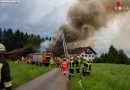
[79,52,96,62]
[70,48,97,62]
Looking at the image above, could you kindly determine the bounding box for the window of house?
[89,55,91,57]
[85,55,87,57]
[82,55,84,57]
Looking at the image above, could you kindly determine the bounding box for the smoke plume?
[111,12,130,49]
[54,0,130,49]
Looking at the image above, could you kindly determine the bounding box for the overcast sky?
[0,0,77,36]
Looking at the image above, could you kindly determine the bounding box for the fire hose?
[79,79,84,90]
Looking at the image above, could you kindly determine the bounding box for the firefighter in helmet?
[0,44,12,90]
[82,59,91,77]
[68,57,75,79]
[61,58,69,75]
[74,56,81,74]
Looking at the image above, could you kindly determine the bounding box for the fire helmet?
[0,43,6,53]
[70,57,74,60]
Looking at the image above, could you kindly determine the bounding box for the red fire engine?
[25,53,53,66]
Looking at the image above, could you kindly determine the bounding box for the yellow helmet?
[0,43,6,53]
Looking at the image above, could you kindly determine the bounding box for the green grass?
[70,63,130,90]
[9,61,49,89]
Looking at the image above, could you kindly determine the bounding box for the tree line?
[94,45,129,64]
[0,28,52,53]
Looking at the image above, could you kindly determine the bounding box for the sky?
[0,0,77,36]
[0,0,130,57]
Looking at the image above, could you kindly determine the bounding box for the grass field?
[70,63,130,90]
[9,61,49,89]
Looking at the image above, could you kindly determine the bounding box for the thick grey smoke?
[54,0,130,49]
[111,12,130,49]
[55,0,113,48]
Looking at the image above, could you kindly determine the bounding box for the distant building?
[69,47,97,61]
[6,48,25,60]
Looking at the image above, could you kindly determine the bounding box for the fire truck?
[25,53,53,66]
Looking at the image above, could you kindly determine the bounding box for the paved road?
[14,68,69,90]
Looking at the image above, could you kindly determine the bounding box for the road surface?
[14,68,69,90]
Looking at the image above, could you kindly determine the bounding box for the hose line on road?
[79,80,84,90]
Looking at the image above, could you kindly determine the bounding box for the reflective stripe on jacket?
[83,61,91,71]
[0,57,12,89]
[4,81,12,88]
[69,59,74,69]
[75,60,81,68]
[0,63,3,80]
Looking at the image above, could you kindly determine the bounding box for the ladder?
[53,29,69,57]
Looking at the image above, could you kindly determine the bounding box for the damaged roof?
[6,48,25,54]
[69,47,97,55]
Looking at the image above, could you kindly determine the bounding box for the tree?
[107,53,114,63]
[107,45,118,63]
[94,57,101,63]
[117,49,128,64]
[0,28,43,52]
[26,35,41,51]
[5,28,13,51]
[49,37,51,41]
[108,45,118,57]
[41,37,45,42]
[22,44,36,56]
[45,36,48,40]
[96,45,129,64]
[100,53,105,63]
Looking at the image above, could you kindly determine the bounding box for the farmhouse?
[69,47,97,61]
[6,48,25,60]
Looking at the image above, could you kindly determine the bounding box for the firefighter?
[68,57,75,79]
[82,59,91,77]
[61,58,69,75]
[57,57,61,67]
[88,60,92,74]
[75,56,81,74]
[0,44,12,90]
[50,56,54,68]
[15,60,20,64]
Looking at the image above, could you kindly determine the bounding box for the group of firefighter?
[60,56,92,78]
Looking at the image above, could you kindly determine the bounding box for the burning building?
[69,47,97,61]
[51,0,130,56]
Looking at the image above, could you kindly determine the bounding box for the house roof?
[69,47,97,55]
[6,48,25,54]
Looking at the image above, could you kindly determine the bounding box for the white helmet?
[87,59,89,62]
[70,57,73,59]
[0,43,6,53]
